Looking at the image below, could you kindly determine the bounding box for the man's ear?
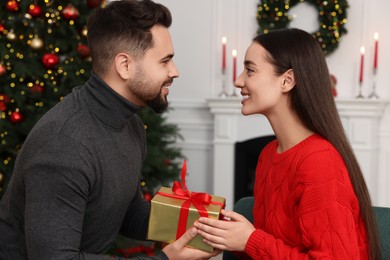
[114,52,132,80]
[281,69,295,93]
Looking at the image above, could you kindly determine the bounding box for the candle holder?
[368,69,379,99]
[218,71,229,98]
[356,82,364,99]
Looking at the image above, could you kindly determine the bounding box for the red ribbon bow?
[157,160,224,239]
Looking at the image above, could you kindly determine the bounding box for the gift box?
[147,161,225,252]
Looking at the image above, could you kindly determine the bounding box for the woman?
[195,28,380,259]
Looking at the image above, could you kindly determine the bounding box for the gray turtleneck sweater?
[0,73,167,260]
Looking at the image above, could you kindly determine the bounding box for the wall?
[154,0,390,207]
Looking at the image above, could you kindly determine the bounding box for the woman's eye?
[246,67,254,73]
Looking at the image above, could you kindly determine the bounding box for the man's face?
[127,25,179,113]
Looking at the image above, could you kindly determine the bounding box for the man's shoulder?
[32,87,88,134]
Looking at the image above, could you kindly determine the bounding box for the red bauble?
[62,4,79,20]
[0,94,9,112]
[77,44,90,58]
[10,111,22,123]
[30,84,44,93]
[0,102,6,112]
[0,64,6,76]
[143,192,153,202]
[42,53,59,69]
[28,5,43,17]
[164,159,171,166]
[0,24,5,33]
[0,94,10,103]
[87,0,105,8]
[6,0,19,12]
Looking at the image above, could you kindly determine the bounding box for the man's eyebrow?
[160,53,174,61]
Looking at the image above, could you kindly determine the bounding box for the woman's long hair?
[254,28,380,260]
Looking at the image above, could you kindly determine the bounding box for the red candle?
[221,36,227,71]
[374,32,379,70]
[359,46,365,83]
[232,49,237,82]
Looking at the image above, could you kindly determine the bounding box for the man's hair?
[87,0,172,76]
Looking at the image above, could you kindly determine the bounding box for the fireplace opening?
[234,135,276,203]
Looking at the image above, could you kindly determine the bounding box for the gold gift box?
[147,186,225,252]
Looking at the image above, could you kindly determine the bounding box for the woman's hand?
[194,209,255,252]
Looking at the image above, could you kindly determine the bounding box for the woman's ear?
[281,69,296,93]
[114,52,133,80]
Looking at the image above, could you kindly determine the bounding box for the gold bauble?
[31,36,44,49]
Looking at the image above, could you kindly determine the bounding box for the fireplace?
[234,135,276,202]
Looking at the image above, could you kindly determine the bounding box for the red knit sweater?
[244,134,368,259]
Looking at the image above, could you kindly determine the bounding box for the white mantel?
[207,97,389,209]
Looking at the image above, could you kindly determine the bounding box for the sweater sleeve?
[120,185,151,240]
[245,149,366,259]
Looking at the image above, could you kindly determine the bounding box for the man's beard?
[129,65,171,113]
[147,92,168,113]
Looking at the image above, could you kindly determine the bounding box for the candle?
[221,36,227,72]
[232,49,237,83]
[374,32,379,70]
[359,46,365,83]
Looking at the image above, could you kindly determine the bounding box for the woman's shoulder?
[298,134,338,157]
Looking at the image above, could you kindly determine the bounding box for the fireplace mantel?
[207,97,389,209]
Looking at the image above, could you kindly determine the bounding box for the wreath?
[256,0,349,55]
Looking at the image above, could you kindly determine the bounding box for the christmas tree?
[0,0,183,202]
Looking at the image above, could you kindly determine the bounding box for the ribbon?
[156,160,224,239]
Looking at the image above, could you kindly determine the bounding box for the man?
[0,1,219,259]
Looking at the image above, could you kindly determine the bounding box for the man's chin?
[148,100,168,113]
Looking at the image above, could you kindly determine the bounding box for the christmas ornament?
[0,24,5,33]
[87,0,105,9]
[115,245,155,257]
[0,102,6,112]
[6,31,16,41]
[0,94,9,111]
[42,53,59,69]
[6,0,19,12]
[256,0,349,55]
[30,84,44,93]
[30,36,44,50]
[143,192,153,202]
[0,64,6,76]
[10,111,23,123]
[77,44,90,59]
[0,94,10,103]
[164,159,171,166]
[62,4,79,20]
[28,5,43,18]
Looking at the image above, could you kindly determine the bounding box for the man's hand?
[162,227,221,260]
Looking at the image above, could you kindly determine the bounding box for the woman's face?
[235,42,286,117]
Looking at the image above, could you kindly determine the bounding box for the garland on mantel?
[256,0,349,55]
